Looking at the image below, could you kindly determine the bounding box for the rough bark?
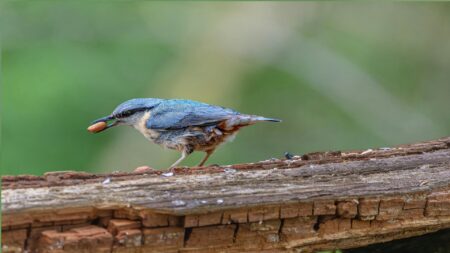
[2,137,450,253]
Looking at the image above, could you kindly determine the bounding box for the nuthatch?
[89,98,281,168]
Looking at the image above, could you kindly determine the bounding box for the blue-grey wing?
[146,100,239,130]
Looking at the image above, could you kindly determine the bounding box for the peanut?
[87,121,107,133]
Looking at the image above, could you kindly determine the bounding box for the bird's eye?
[117,110,132,118]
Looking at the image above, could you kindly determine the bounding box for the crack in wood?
[2,137,450,252]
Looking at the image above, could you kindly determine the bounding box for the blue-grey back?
[147,99,240,130]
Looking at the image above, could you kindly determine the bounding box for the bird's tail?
[224,115,281,128]
[251,116,282,123]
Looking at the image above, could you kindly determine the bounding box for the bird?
[88,98,281,168]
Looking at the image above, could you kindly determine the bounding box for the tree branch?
[2,137,450,252]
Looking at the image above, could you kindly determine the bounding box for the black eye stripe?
[116,111,132,118]
[114,108,150,118]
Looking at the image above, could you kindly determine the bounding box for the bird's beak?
[89,115,119,133]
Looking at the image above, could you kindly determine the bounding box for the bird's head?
[89,98,163,133]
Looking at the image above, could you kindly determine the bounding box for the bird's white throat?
[134,111,160,140]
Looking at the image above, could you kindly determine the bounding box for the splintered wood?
[2,137,450,253]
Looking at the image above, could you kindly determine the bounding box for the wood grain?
[2,137,450,252]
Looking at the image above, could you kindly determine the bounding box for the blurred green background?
[2,2,450,176]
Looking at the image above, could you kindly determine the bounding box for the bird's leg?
[169,151,188,169]
[169,146,194,169]
[198,150,214,167]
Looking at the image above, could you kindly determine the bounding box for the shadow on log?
[2,137,450,253]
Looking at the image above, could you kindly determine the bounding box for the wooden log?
[2,137,450,253]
